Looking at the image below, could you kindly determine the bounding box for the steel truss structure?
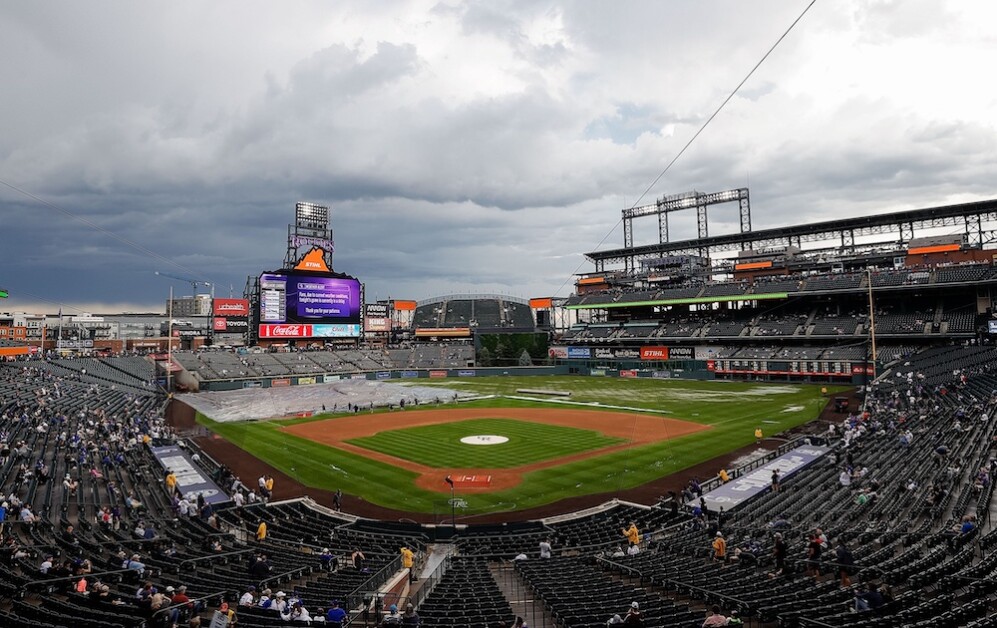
[589,195,997,273]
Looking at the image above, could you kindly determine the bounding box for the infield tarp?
[150,444,229,505]
[695,444,829,512]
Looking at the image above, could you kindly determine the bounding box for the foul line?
[500,395,672,415]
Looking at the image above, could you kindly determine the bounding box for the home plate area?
[450,474,493,488]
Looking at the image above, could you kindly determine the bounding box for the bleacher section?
[4,342,997,627]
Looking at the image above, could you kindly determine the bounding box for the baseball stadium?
[5,193,997,628]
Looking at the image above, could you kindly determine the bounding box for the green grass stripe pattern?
[345,418,624,468]
[197,376,849,513]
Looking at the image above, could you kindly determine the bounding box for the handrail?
[596,555,753,610]
[259,564,310,590]
[27,567,138,590]
[151,588,229,626]
[178,547,256,572]
[340,555,402,610]
[412,552,453,609]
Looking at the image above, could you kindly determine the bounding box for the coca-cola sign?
[259,324,312,338]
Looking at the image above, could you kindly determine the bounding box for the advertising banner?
[698,445,829,511]
[364,303,389,317]
[271,378,291,387]
[323,374,341,383]
[619,369,638,378]
[213,298,250,317]
[457,370,476,377]
[298,376,317,385]
[149,445,228,505]
[401,370,420,378]
[668,346,694,359]
[594,348,615,359]
[640,346,669,360]
[350,373,367,380]
[365,317,390,332]
[213,318,227,332]
[242,381,263,388]
[429,370,448,378]
[259,323,361,338]
[567,346,591,359]
[652,371,672,379]
[548,346,568,359]
[591,369,607,376]
[376,371,391,380]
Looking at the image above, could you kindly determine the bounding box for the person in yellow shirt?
[164,470,177,496]
[712,531,727,562]
[265,476,274,502]
[622,522,640,547]
[719,468,730,483]
[754,427,763,444]
[256,520,267,542]
[400,546,415,582]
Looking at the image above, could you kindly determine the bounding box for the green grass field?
[196,376,848,514]
[345,418,624,468]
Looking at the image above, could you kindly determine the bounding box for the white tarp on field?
[179,380,471,423]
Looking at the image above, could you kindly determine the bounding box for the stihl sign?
[639,346,669,360]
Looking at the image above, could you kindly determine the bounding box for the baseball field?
[195,376,846,514]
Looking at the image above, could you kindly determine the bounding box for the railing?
[150,589,229,628]
[259,564,311,591]
[411,551,453,609]
[340,554,402,611]
[26,567,139,593]
[178,547,256,573]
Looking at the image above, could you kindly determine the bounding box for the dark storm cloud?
[2,0,996,312]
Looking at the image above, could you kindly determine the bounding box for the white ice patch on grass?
[782,405,805,413]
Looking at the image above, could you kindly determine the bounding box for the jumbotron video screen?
[258,271,362,338]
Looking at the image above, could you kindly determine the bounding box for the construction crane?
[154,271,213,297]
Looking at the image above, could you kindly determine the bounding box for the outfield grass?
[345,418,624,468]
[197,376,848,514]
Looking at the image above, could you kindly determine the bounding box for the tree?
[477,347,493,367]
[518,349,533,366]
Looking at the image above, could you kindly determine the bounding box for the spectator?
[702,605,728,627]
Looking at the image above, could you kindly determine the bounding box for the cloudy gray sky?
[2,0,996,313]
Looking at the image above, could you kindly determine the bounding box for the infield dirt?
[280,407,708,493]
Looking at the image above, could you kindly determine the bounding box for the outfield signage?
[298,376,317,385]
[457,370,476,377]
[242,381,263,388]
[259,323,361,338]
[697,445,829,512]
[558,345,693,361]
[640,346,669,360]
[619,369,638,378]
[429,370,448,378]
[323,374,341,383]
[401,370,420,378]
[376,371,391,379]
[150,445,228,505]
[271,378,291,387]
[591,369,607,376]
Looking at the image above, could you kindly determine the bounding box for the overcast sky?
[2,0,996,314]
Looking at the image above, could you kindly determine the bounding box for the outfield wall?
[197,365,571,391]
